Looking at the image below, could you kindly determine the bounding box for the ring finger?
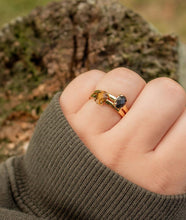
[75,67,146,134]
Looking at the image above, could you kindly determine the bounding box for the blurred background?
[0,0,185,163]
[0,0,186,43]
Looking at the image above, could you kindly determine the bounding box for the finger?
[60,70,105,115]
[150,108,186,195]
[156,108,186,165]
[108,77,186,153]
[75,67,146,134]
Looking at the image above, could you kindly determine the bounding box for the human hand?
[60,68,186,195]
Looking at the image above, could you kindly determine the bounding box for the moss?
[12,96,50,114]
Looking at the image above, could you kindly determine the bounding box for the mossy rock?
[0,0,180,90]
[0,0,181,162]
[179,43,186,89]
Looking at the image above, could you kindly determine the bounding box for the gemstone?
[96,91,108,104]
[115,95,127,108]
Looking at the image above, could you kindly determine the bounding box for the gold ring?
[89,90,128,117]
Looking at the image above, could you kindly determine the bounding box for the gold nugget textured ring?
[89,90,128,117]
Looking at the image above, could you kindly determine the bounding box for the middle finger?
[107,77,186,153]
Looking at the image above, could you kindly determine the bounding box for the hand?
[60,68,186,195]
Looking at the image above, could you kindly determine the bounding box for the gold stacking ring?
[89,90,128,117]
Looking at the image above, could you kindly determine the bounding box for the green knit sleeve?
[0,208,43,220]
[1,92,186,219]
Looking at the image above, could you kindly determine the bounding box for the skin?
[60,67,186,195]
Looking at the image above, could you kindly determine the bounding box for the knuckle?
[72,69,105,87]
[149,77,186,103]
[74,69,105,83]
[81,69,105,78]
[111,67,130,74]
[108,67,146,84]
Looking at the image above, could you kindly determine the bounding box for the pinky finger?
[155,108,186,169]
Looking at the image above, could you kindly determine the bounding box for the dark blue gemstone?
[116,95,126,108]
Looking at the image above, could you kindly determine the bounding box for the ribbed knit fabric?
[1,92,186,219]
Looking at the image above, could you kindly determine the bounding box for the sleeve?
[0,208,43,220]
[0,92,186,220]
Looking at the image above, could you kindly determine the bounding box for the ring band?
[89,90,128,117]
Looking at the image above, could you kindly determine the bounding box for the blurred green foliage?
[0,0,185,43]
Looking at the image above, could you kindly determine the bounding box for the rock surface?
[0,0,181,162]
[179,43,186,89]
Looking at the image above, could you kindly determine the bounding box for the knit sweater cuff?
[9,92,186,219]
